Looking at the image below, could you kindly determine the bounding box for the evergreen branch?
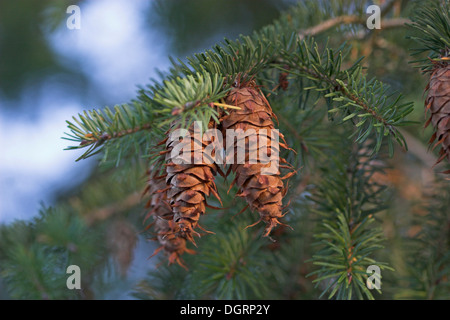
[63,102,157,162]
[149,72,228,129]
[277,39,414,155]
[1,243,60,299]
[407,0,450,71]
[64,2,416,163]
[190,219,271,299]
[381,17,411,29]
[64,72,230,163]
[132,214,273,300]
[0,205,110,299]
[307,137,393,299]
[165,36,277,85]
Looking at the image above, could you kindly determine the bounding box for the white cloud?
[0,0,169,224]
[50,0,169,101]
[0,103,93,223]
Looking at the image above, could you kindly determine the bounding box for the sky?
[0,0,170,224]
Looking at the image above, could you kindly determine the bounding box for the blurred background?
[1,0,445,300]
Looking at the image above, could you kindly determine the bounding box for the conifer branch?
[407,0,450,71]
[0,205,110,299]
[64,10,414,163]
[307,137,393,299]
[63,103,158,162]
[276,39,414,155]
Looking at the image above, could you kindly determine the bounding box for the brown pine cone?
[425,63,450,169]
[221,80,295,237]
[143,169,194,269]
[164,120,222,244]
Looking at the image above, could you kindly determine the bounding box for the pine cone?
[143,169,194,269]
[221,80,295,237]
[425,63,450,168]
[164,120,222,244]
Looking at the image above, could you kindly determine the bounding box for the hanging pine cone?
[424,61,450,170]
[221,79,295,237]
[143,169,194,269]
[163,119,222,245]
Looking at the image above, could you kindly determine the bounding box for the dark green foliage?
[0,206,108,299]
[278,39,415,156]
[307,135,394,299]
[63,102,161,163]
[0,0,83,100]
[132,211,270,299]
[407,0,450,71]
[0,169,146,299]
[149,0,290,56]
[189,220,271,299]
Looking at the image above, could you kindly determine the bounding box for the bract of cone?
[425,63,450,168]
[221,82,294,237]
[164,120,221,244]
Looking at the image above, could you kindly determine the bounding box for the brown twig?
[80,123,152,147]
[298,15,411,40]
[298,15,363,40]
[380,17,411,29]
[83,192,142,226]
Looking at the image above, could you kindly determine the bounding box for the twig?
[381,17,411,29]
[298,15,362,40]
[298,15,411,40]
[83,192,142,226]
[293,64,397,137]
[79,123,152,147]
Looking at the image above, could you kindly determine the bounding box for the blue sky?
[0,0,170,224]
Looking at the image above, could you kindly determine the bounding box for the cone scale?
[425,63,450,169]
